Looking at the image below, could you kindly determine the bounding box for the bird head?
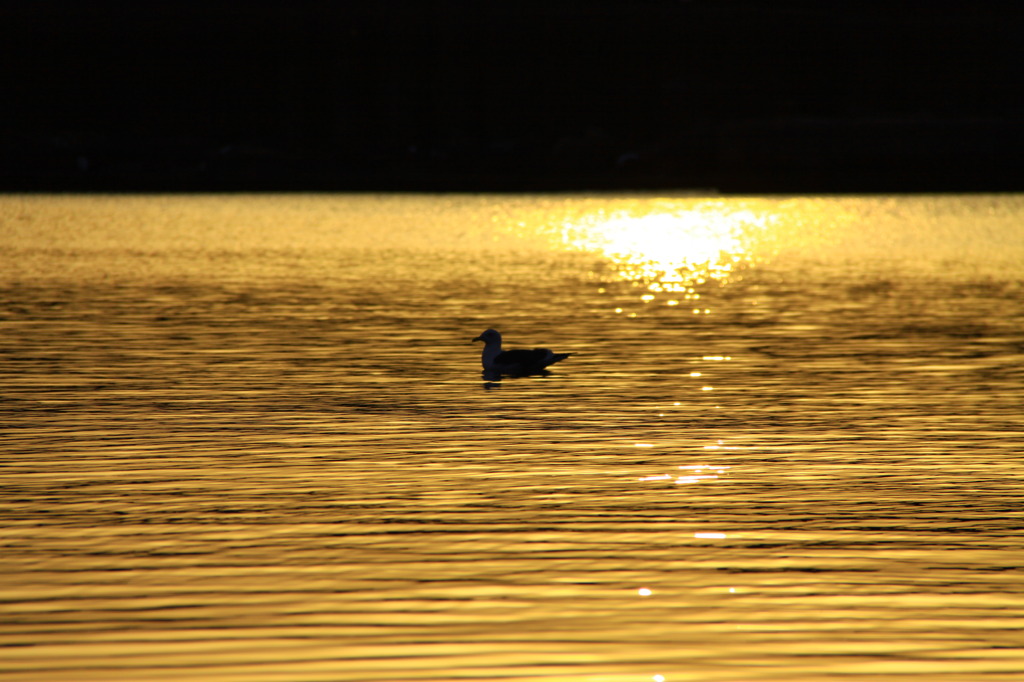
[472,329,501,344]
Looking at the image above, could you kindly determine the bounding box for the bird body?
[472,329,571,377]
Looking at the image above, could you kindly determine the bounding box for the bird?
[472,328,572,378]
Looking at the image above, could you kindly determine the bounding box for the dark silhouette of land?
[3,1,1023,193]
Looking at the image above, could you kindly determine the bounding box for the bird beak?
[472,336,483,343]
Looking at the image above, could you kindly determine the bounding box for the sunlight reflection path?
[555,199,776,314]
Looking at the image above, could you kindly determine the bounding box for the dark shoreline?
[4,2,1023,194]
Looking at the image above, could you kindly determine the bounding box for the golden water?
[2,194,1023,681]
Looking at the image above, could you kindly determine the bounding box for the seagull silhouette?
[472,328,572,378]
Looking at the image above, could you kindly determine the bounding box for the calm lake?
[2,193,1023,681]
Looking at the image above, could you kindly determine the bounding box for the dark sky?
[3,1,1023,192]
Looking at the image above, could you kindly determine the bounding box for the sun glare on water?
[559,200,775,311]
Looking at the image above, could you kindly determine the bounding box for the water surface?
[2,194,1024,681]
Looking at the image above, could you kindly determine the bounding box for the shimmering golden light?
[640,464,729,485]
[558,200,773,310]
[565,207,746,271]
[676,475,717,484]
[675,464,730,485]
